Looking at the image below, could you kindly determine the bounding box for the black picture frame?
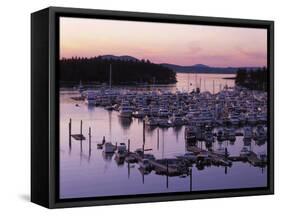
[31,6,274,208]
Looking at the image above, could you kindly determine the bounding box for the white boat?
[117,143,127,152]
[85,91,95,105]
[104,142,116,153]
[115,143,127,160]
[184,126,197,142]
[254,125,266,140]
[240,146,251,157]
[243,127,253,140]
[170,115,184,126]
[139,159,152,169]
[119,101,133,118]
[175,151,197,161]
[158,108,170,118]
[133,110,145,118]
[144,116,158,126]
[157,118,171,127]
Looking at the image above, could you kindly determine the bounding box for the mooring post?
[128,139,130,153]
[190,168,193,192]
[157,127,159,150]
[89,127,91,151]
[143,119,145,144]
[127,161,130,179]
[225,147,228,159]
[166,159,169,174]
[80,120,83,136]
[102,136,105,145]
[69,118,72,148]
[166,159,169,188]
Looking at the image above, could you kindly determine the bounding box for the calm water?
[59,73,267,199]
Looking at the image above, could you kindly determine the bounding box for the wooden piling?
[157,128,159,150]
[166,160,169,174]
[69,118,72,148]
[190,168,193,192]
[128,139,130,153]
[143,119,145,144]
[166,160,169,188]
[89,127,91,151]
[80,120,83,152]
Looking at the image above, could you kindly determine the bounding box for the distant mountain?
[99,55,139,62]
[161,63,260,74]
[96,55,259,74]
[191,64,210,68]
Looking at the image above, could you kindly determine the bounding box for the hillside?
[60,56,177,84]
[161,63,259,74]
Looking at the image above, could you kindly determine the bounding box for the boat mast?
[109,64,112,89]
[195,73,198,90]
[187,73,189,92]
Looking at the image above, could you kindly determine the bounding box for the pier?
[69,119,86,140]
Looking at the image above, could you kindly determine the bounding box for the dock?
[186,145,232,166]
[247,151,266,166]
[150,159,181,176]
[71,134,86,140]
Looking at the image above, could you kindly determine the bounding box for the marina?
[60,73,267,199]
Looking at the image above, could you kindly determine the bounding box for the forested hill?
[235,67,267,91]
[60,56,177,84]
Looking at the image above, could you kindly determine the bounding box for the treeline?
[60,57,177,84]
[235,67,267,91]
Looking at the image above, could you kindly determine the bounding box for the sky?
[60,17,267,67]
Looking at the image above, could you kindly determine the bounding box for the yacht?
[158,118,171,127]
[170,114,184,127]
[139,159,152,170]
[104,142,116,153]
[175,151,197,162]
[243,126,253,140]
[158,108,170,118]
[119,101,133,118]
[240,146,251,157]
[253,125,266,140]
[184,126,197,143]
[144,116,158,127]
[85,91,95,106]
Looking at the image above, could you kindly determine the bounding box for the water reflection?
[118,117,133,129]
[60,74,267,199]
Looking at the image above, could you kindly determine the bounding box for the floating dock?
[71,134,86,140]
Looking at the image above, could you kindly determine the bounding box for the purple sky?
[60,17,267,67]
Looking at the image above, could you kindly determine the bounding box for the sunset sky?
[60,17,267,67]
